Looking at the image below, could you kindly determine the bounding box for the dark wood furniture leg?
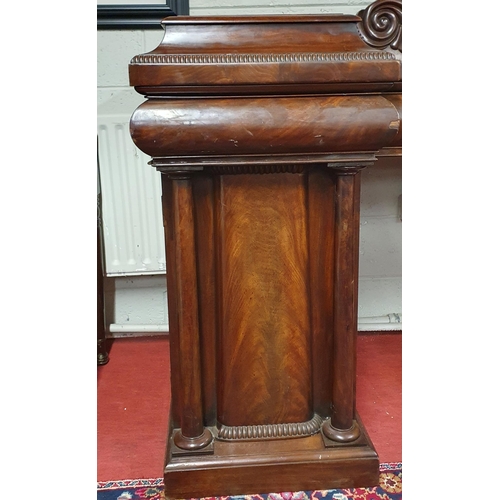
[97,159,109,366]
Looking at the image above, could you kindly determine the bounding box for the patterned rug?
[97,462,402,500]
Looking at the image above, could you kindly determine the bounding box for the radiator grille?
[97,116,165,276]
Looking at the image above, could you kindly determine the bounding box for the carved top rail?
[129,1,402,97]
[129,0,402,163]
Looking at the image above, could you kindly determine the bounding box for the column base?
[321,418,361,443]
[97,339,109,366]
[173,427,213,452]
[164,413,379,498]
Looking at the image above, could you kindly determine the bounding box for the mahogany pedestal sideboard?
[129,1,402,497]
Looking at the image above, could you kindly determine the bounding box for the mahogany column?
[129,1,402,497]
[163,171,213,452]
[322,166,364,443]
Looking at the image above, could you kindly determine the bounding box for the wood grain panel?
[192,175,217,426]
[308,167,335,417]
[216,172,312,426]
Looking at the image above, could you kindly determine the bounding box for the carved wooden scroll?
[357,0,402,50]
[129,0,401,497]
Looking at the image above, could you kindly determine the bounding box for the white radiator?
[97,115,166,276]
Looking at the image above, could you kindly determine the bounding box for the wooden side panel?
[161,176,182,428]
[192,175,217,426]
[216,172,312,426]
[308,168,335,417]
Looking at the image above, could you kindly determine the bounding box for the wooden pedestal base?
[164,413,379,499]
[128,5,402,498]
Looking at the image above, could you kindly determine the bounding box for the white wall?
[358,156,402,325]
[98,29,166,335]
[97,0,402,335]
[190,0,371,15]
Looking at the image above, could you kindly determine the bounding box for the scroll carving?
[218,414,323,441]
[357,0,402,51]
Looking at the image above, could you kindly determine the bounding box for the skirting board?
[107,318,402,337]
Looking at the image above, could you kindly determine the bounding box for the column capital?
[153,163,204,179]
[326,155,376,174]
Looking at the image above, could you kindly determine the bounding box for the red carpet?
[97,333,401,482]
[356,333,402,465]
[97,337,171,480]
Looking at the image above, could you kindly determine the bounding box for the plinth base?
[164,414,379,499]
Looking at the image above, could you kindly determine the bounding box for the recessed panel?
[216,172,312,426]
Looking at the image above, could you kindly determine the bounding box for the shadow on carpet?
[97,462,402,500]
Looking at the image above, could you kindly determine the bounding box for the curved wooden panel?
[130,95,400,158]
